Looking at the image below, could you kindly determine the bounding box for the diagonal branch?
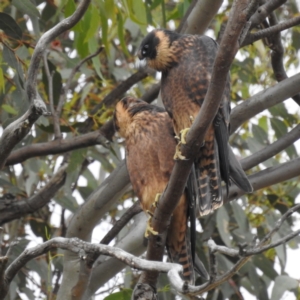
[56,46,104,119]
[26,0,91,103]
[1,202,298,300]
[0,0,91,171]
[242,16,300,46]
[241,123,300,171]
[0,163,67,225]
[5,129,108,166]
[230,72,300,134]
[249,0,287,29]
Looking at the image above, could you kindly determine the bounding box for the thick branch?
[242,16,300,46]
[0,164,67,225]
[230,72,300,133]
[86,201,142,268]
[3,201,298,299]
[178,0,223,34]
[227,157,300,202]
[5,129,108,166]
[0,101,49,170]
[241,123,300,170]
[249,0,287,29]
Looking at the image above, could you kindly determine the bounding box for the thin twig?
[56,46,104,118]
[86,202,142,268]
[242,16,300,47]
[43,52,61,139]
[258,203,300,246]
[26,0,91,103]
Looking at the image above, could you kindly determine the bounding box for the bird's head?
[138,29,179,72]
[114,96,146,138]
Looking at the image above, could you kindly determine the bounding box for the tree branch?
[86,201,142,268]
[43,53,61,138]
[1,202,298,299]
[249,0,287,29]
[0,163,67,225]
[227,157,300,202]
[0,0,91,170]
[230,72,300,134]
[5,129,108,166]
[26,0,91,103]
[56,46,104,119]
[241,123,300,171]
[242,16,300,46]
[0,101,49,170]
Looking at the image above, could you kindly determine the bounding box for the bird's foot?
[152,193,161,208]
[173,142,187,160]
[145,210,158,238]
[179,127,190,145]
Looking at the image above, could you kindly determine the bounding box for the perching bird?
[114,96,209,283]
[138,29,253,216]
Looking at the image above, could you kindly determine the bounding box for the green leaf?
[270,118,287,139]
[54,195,78,212]
[0,12,22,39]
[12,0,40,18]
[3,45,24,89]
[258,116,268,132]
[88,39,104,80]
[117,13,130,57]
[252,124,268,145]
[2,104,18,115]
[104,289,132,300]
[231,201,249,233]
[65,0,82,31]
[271,275,298,300]
[253,254,278,280]
[83,7,99,43]
[216,206,232,247]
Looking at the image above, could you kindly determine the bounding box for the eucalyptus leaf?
[0,12,22,39]
[271,275,298,300]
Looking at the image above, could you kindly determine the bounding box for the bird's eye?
[142,44,149,55]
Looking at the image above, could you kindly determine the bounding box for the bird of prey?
[114,96,209,283]
[138,29,253,216]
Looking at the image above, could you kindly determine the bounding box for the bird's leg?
[180,115,195,144]
[174,116,194,160]
[145,210,158,238]
[152,193,161,208]
[174,141,187,160]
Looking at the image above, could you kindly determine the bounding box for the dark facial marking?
[139,31,160,59]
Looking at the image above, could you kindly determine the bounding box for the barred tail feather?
[166,234,195,283]
[196,136,223,216]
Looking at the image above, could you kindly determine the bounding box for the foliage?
[0,0,300,299]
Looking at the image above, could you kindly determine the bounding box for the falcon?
[138,29,253,215]
[114,96,209,283]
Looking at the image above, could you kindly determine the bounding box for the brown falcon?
[138,29,253,216]
[114,96,209,283]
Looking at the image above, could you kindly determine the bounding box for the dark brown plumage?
[138,29,253,216]
[114,96,208,283]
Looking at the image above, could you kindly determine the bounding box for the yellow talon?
[173,142,187,160]
[152,193,161,208]
[145,210,158,238]
[179,127,190,145]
